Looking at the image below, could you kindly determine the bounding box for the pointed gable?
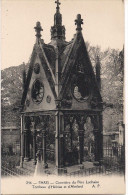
[23,54,56,112]
[43,44,56,75]
[21,5,102,112]
[21,46,37,106]
[59,41,74,71]
[57,31,102,110]
[21,23,57,109]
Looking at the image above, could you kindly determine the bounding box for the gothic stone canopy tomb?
[20,0,103,173]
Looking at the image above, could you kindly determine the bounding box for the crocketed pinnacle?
[51,0,65,41]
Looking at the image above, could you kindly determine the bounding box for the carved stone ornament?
[26,99,30,107]
[90,97,99,108]
[61,95,72,108]
[61,99,72,108]
[46,95,51,103]
[71,74,90,102]
[34,63,40,74]
[31,79,44,104]
[55,99,61,108]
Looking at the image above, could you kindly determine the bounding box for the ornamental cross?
[75,14,83,31]
[34,21,43,39]
[55,0,61,8]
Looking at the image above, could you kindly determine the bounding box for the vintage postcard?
[1,0,125,194]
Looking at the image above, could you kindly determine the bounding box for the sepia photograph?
[1,0,125,194]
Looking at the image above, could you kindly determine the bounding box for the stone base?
[24,157,29,162]
[43,163,48,169]
[99,159,104,165]
[20,162,23,168]
[53,167,67,175]
[79,164,84,170]
[93,161,100,166]
[33,160,37,165]
[20,156,24,168]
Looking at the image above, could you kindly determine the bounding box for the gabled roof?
[48,39,74,73]
[21,1,102,110]
[59,41,74,71]
[21,43,57,106]
[40,40,74,76]
[21,46,37,105]
[58,32,102,102]
[43,44,56,75]
[21,31,102,107]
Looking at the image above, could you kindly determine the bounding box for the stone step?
[16,161,98,176]
[24,161,56,175]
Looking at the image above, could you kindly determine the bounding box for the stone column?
[24,128,29,162]
[20,114,24,168]
[33,128,36,165]
[63,131,71,166]
[42,129,48,168]
[55,111,65,174]
[24,116,31,162]
[78,130,84,165]
[30,120,37,165]
[77,116,85,168]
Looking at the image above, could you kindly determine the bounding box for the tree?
[86,42,124,132]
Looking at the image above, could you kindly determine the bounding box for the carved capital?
[42,129,47,136]
[55,99,62,109]
[30,116,34,122]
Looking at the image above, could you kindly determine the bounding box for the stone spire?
[51,0,65,40]
[54,0,61,25]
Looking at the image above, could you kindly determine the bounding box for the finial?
[34,21,43,39]
[75,14,83,32]
[55,0,61,11]
[51,0,65,40]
